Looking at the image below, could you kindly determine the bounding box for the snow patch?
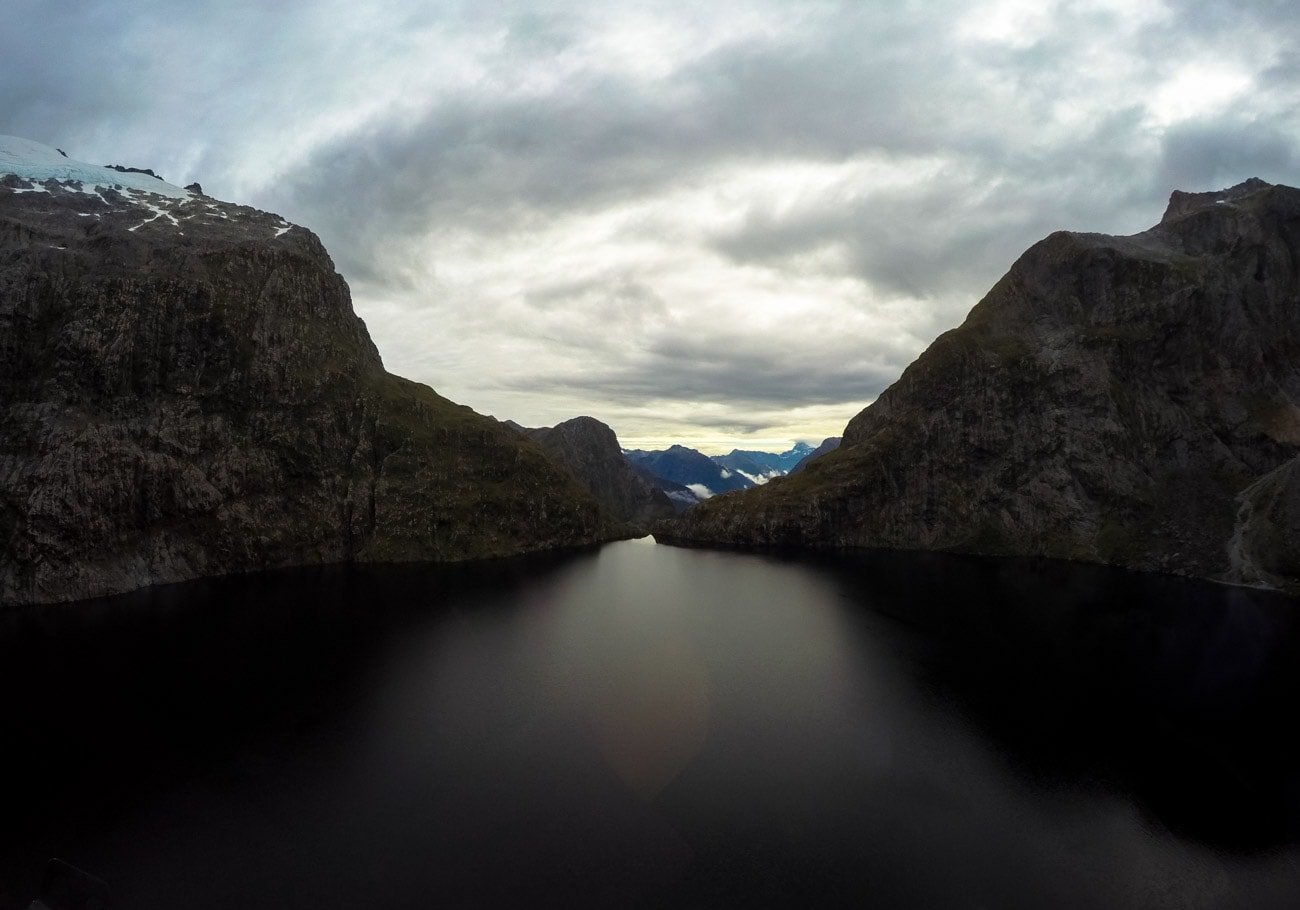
[0,135,191,199]
[128,199,181,232]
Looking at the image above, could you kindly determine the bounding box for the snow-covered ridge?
[1,135,300,241]
[0,135,191,199]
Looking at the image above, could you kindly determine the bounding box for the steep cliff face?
[664,180,1300,593]
[524,417,675,526]
[0,138,616,605]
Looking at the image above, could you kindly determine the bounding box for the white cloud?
[1149,63,1254,126]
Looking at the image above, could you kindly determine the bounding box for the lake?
[2,538,1299,908]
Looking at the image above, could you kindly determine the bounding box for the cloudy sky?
[6,1,1298,452]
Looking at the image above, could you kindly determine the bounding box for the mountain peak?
[666,181,1300,593]
[1160,177,1274,224]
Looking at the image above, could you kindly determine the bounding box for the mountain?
[713,443,815,479]
[0,136,621,605]
[626,441,824,507]
[663,179,1300,594]
[524,417,676,525]
[626,463,704,513]
[789,437,841,474]
[710,451,785,485]
[624,445,755,500]
[774,442,816,472]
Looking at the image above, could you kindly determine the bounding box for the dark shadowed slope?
[664,179,1300,594]
[524,417,675,525]
[0,136,618,605]
[627,463,702,513]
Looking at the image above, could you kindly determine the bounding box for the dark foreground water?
[3,539,1300,909]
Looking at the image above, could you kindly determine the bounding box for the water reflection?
[0,540,1298,908]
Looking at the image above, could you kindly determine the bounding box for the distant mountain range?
[624,446,754,505]
[624,439,840,509]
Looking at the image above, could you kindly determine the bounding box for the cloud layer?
[7,0,1298,451]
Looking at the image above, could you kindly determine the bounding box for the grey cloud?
[1161,0,1300,35]
[498,329,907,411]
[524,276,670,327]
[712,108,1164,306]
[1159,116,1299,192]
[264,0,1221,304]
[260,79,707,280]
[259,5,1002,282]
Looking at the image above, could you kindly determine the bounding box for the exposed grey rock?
[105,163,164,181]
[663,180,1300,594]
[1,160,620,606]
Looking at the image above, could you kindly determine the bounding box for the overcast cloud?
[5,0,1298,451]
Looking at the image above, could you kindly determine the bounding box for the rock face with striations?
[663,179,1300,594]
[0,136,619,606]
[523,416,676,526]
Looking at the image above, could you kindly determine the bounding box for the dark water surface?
[3,539,1300,908]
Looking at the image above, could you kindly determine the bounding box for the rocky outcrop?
[524,416,676,526]
[663,180,1300,594]
[0,139,620,605]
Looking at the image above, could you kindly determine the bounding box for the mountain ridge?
[662,179,1300,594]
[523,416,676,525]
[0,136,624,605]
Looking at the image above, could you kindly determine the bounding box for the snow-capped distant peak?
[0,135,190,200]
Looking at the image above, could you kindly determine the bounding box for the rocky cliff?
[663,179,1300,594]
[0,137,619,605]
[524,417,676,525]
